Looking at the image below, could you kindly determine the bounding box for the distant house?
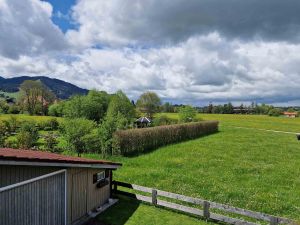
[134,117,152,128]
[0,148,122,225]
[283,112,298,118]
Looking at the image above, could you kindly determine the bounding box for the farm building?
[283,112,298,118]
[0,148,122,225]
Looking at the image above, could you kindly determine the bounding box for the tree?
[268,108,283,117]
[60,118,96,156]
[136,91,161,118]
[0,100,9,114]
[20,80,55,115]
[98,112,128,156]
[161,102,174,113]
[178,105,197,123]
[106,90,135,121]
[63,90,110,122]
[48,102,65,117]
[63,95,86,118]
[207,103,213,114]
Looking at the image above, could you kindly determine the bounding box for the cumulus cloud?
[0,0,68,59]
[0,0,300,105]
[1,32,300,104]
[67,0,300,48]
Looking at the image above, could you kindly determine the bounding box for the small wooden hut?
[0,148,122,225]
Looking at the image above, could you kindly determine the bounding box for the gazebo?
[134,117,152,128]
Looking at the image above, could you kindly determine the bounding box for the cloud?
[0,0,68,59]
[1,33,300,105]
[67,0,300,48]
[0,0,300,105]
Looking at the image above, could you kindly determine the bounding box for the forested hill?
[0,76,88,99]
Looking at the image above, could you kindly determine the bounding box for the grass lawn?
[83,114,300,222]
[96,195,213,225]
[0,114,63,122]
[162,113,300,133]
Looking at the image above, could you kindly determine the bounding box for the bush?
[7,116,18,133]
[152,115,178,126]
[44,132,59,152]
[113,121,219,156]
[60,118,96,156]
[16,121,39,149]
[37,118,59,131]
[4,137,18,148]
[178,105,198,123]
[48,102,65,117]
[0,121,7,147]
[8,105,21,114]
[268,108,283,117]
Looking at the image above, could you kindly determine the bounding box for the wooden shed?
[0,148,122,225]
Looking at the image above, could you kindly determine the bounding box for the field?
[0,114,62,122]
[1,113,299,224]
[91,114,300,224]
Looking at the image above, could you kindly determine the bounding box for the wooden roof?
[0,148,122,168]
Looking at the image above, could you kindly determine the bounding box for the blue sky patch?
[44,0,76,32]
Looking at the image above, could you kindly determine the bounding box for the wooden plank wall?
[0,172,65,225]
[66,168,111,225]
[0,165,57,188]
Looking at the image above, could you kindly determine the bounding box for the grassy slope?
[0,91,20,99]
[90,114,300,223]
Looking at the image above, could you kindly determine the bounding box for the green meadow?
[1,113,299,224]
[92,114,300,224]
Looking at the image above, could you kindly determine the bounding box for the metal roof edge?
[0,160,122,169]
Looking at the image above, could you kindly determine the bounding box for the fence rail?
[112,181,293,225]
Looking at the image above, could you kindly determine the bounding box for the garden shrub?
[8,116,18,133]
[16,121,39,149]
[113,121,219,156]
[4,137,18,149]
[0,121,7,147]
[60,118,96,156]
[152,115,178,126]
[44,132,59,152]
[178,105,198,123]
[37,118,59,131]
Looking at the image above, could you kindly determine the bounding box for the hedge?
[113,121,219,156]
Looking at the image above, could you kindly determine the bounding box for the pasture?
[92,114,300,224]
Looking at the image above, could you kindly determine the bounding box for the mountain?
[0,76,88,99]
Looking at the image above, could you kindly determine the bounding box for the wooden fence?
[112,181,294,225]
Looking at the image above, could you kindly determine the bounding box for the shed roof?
[135,117,151,123]
[0,148,122,169]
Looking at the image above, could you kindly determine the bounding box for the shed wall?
[66,168,111,225]
[0,165,57,188]
[0,165,111,225]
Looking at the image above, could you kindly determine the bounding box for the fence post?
[113,182,117,193]
[152,189,157,206]
[270,217,278,225]
[203,201,210,220]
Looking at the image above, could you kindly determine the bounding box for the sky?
[0,0,300,106]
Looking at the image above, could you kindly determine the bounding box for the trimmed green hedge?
[113,121,219,156]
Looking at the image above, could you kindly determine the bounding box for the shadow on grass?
[124,131,221,158]
[94,195,140,225]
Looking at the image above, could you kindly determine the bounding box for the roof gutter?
[0,160,122,169]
